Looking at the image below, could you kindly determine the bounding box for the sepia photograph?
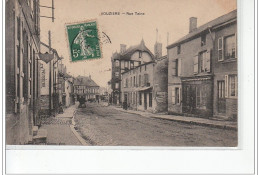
[5,0,238,147]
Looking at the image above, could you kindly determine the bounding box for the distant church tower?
[154,28,162,58]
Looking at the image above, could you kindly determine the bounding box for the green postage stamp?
[65,20,102,62]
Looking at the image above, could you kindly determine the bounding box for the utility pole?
[48,30,52,115]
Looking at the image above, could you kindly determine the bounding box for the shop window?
[196,86,207,109]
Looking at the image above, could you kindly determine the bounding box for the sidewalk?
[40,104,85,145]
[111,106,237,130]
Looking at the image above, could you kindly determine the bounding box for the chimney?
[154,42,162,58]
[189,17,197,33]
[89,75,91,79]
[120,44,126,54]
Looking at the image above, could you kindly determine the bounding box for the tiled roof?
[167,9,237,49]
[120,39,154,60]
[74,76,99,87]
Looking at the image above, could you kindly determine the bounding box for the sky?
[40,0,237,87]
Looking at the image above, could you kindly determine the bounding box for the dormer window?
[139,51,142,58]
[201,34,206,46]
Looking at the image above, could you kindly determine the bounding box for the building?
[58,64,75,107]
[111,39,155,105]
[6,0,41,144]
[212,11,237,120]
[167,10,237,119]
[120,39,168,113]
[74,75,100,101]
[39,42,62,116]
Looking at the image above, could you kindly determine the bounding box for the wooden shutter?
[171,88,175,104]
[178,58,182,76]
[206,50,211,72]
[218,37,224,61]
[172,59,177,76]
[225,75,229,98]
[193,55,199,74]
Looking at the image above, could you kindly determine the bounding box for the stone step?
[32,126,39,136]
[33,128,47,145]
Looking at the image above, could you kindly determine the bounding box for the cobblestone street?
[74,103,238,146]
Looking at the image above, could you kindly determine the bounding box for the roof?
[167,9,237,49]
[74,76,99,87]
[120,39,154,60]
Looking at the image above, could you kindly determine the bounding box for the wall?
[130,51,152,63]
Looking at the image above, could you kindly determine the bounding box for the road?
[74,103,237,146]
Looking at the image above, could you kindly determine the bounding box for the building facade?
[212,12,237,120]
[6,0,41,144]
[74,76,100,101]
[167,10,237,119]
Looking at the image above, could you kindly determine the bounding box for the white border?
[4,0,256,174]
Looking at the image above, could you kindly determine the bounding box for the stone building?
[111,40,155,105]
[167,10,237,119]
[6,0,41,144]
[74,75,100,101]
[120,40,168,113]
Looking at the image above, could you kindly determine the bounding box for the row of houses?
[5,0,76,145]
[111,9,237,120]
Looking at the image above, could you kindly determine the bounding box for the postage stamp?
[65,20,102,62]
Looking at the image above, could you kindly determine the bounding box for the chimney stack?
[120,44,126,54]
[189,17,197,33]
[154,42,162,58]
[89,75,91,79]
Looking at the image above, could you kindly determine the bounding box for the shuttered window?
[205,50,211,72]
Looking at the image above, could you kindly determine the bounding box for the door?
[217,81,226,113]
[144,92,147,110]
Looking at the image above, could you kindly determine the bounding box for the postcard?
[5,0,238,147]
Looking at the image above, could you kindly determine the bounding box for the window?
[115,83,119,89]
[201,34,206,46]
[115,60,120,67]
[218,34,237,61]
[139,92,142,105]
[177,45,181,54]
[115,72,119,77]
[130,77,132,87]
[175,88,180,104]
[218,81,225,98]
[224,35,236,59]
[196,86,207,108]
[225,74,238,98]
[126,78,128,88]
[144,74,149,86]
[139,51,142,58]
[140,66,142,72]
[172,87,180,105]
[145,65,147,71]
[194,50,210,74]
[133,76,136,87]
[149,92,152,107]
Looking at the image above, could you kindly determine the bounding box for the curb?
[69,109,89,146]
[113,107,237,131]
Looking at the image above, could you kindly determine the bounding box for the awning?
[138,86,152,91]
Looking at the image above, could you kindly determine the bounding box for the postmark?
[65,20,102,62]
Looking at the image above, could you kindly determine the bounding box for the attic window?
[201,34,206,46]
[139,51,142,58]
[177,45,181,54]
